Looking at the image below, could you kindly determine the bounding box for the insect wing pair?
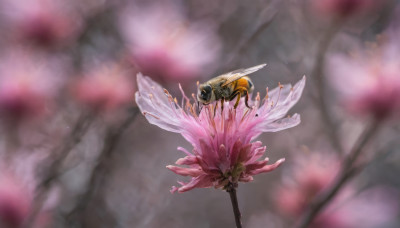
[197,63,266,109]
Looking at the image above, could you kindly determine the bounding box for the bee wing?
[221,63,266,87]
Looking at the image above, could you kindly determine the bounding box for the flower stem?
[227,183,242,228]
[294,120,381,228]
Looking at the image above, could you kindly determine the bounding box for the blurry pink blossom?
[328,37,400,119]
[0,172,31,228]
[135,73,305,193]
[310,0,382,18]
[314,186,399,228]
[275,153,340,216]
[0,52,64,121]
[120,4,221,82]
[0,154,59,228]
[0,0,83,48]
[275,153,399,228]
[72,63,135,112]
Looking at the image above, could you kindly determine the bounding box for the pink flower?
[0,0,83,48]
[275,153,340,217]
[314,187,399,228]
[275,153,399,228]
[119,4,221,83]
[135,73,305,193]
[310,0,382,18]
[328,36,400,120]
[72,63,135,112]
[0,172,31,228]
[0,156,59,228]
[0,51,64,121]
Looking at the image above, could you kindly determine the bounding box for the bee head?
[197,84,213,104]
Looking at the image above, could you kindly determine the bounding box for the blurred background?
[0,0,399,227]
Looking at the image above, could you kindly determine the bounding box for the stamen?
[255,92,260,107]
[190,104,198,118]
[164,89,175,104]
[270,83,283,110]
[143,111,160,119]
[276,83,283,106]
[290,87,295,99]
[241,109,250,122]
[214,102,218,117]
[179,83,190,107]
[207,106,217,133]
[148,93,159,107]
[262,87,269,106]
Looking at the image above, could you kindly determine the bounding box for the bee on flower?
[135,66,305,193]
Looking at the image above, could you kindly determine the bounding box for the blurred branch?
[24,112,95,228]
[310,20,345,155]
[369,0,399,34]
[349,136,400,184]
[66,107,139,227]
[222,4,279,70]
[294,119,381,228]
[70,5,125,72]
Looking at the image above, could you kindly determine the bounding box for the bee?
[197,64,266,109]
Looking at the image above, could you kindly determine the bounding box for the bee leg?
[234,92,241,109]
[244,91,252,109]
[221,98,224,112]
[228,91,240,109]
[197,101,202,115]
[229,91,239,101]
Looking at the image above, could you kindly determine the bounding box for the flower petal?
[248,158,285,175]
[176,175,214,193]
[259,76,305,124]
[135,73,183,132]
[258,113,301,132]
[175,156,198,166]
[245,160,269,171]
[166,165,203,177]
[239,175,254,182]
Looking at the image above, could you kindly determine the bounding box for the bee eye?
[200,85,212,101]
